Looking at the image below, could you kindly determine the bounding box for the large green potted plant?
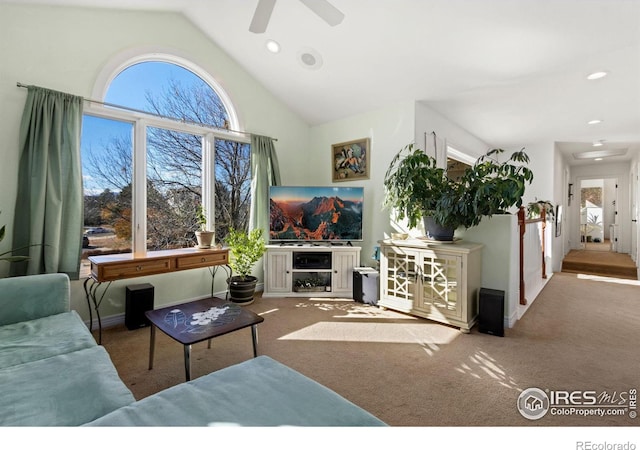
[225,228,266,305]
[383,144,533,240]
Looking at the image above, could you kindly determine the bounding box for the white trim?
[133,120,148,256]
[446,145,477,166]
[91,47,241,132]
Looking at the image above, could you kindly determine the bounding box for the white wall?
[459,216,520,327]
[415,102,489,160]
[0,4,310,320]
[307,101,416,267]
[554,145,571,269]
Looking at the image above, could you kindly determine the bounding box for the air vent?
[298,48,323,70]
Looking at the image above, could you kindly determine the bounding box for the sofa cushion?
[85,355,386,427]
[0,311,96,369]
[0,273,70,326]
[0,346,135,426]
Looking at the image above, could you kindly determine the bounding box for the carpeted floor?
[102,272,640,427]
[561,249,637,279]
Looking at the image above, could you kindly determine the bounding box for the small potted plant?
[527,200,555,221]
[195,205,215,249]
[225,228,266,305]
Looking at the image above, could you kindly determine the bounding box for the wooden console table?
[84,247,230,343]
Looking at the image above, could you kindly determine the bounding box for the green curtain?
[249,134,281,233]
[10,86,84,279]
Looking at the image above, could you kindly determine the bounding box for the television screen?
[269,186,364,243]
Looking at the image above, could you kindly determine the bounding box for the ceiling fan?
[249,0,345,34]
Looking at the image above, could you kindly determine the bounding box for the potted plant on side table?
[225,228,266,305]
[195,205,215,249]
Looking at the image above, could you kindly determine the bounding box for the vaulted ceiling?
[5,0,640,166]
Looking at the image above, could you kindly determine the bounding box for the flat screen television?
[269,186,364,243]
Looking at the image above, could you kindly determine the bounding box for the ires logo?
[549,390,629,406]
[517,388,637,420]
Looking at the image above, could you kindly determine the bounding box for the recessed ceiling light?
[587,71,608,80]
[587,119,602,125]
[265,39,280,53]
[594,158,603,161]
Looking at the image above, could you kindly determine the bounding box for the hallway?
[561,240,638,279]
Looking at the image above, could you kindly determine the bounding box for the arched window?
[81,58,250,275]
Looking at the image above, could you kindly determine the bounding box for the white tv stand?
[263,244,361,298]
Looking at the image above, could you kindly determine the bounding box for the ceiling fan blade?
[249,0,277,34]
[299,0,344,26]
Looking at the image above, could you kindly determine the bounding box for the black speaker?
[478,288,504,337]
[353,268,379,305]
[125,283,154,330]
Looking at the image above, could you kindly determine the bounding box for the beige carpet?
[562,249,637,279]
[102,272,640,427]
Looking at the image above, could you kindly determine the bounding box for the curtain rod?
[16,82,277,141]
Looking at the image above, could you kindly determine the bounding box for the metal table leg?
[148,324,156,370]
[83,278,111,345]
[251,324,259,357]
[184,344,192,381]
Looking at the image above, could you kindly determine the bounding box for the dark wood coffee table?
[145,297,264,381]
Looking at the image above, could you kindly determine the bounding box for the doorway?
[579,178,617,252]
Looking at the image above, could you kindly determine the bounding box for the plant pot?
[227,275,258,305]
[423,216,455,242]
[195,230,215,248]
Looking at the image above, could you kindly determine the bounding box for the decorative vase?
[423,216,455,242]
[227,276,258,305]
[195,230,215,248]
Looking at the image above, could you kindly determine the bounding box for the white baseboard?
[84,284,264,330]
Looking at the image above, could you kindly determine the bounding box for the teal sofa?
[0,273,386,427]
[0,273,135,426]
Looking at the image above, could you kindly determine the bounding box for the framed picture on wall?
[555,205,563,237]
[332,138,370,182]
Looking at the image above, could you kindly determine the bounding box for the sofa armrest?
[0,273,70,326]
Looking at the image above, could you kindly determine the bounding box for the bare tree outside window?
[82,62,250,263]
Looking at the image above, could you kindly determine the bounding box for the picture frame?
[332,138,370,182]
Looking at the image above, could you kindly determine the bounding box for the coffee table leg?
[184,344,192,381]
[148,324,156,370]
[251,324,259,357]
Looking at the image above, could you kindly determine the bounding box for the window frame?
[83,101,249,255]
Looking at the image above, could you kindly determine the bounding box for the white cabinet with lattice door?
[378,239,483,333]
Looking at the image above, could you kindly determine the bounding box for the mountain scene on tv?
[270,194,363,241]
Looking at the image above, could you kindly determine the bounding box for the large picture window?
[80,60,249,276]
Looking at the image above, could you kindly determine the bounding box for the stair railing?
[518,206,546,305]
